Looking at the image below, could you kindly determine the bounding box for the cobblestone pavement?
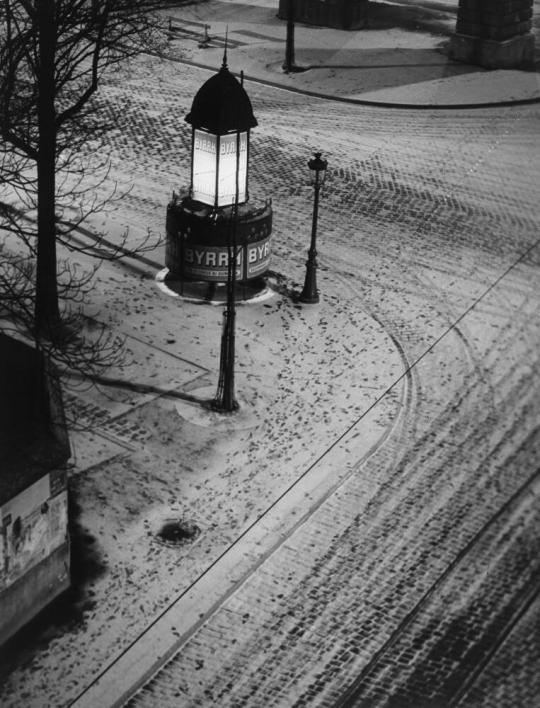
[93,58,540,707]
[458,591,540,708]
[1,51,540,708]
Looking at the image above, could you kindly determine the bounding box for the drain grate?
[156,519,200,547]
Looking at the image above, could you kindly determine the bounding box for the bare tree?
[0,243,126,387]
[0,0,165,346]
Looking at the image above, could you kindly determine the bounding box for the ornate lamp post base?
[282,63,308,74]
[212,306,239,413]
[212,396,239,413]
[298,254,319,303]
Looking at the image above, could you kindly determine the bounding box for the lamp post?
[283,0,296,72]
[214,129,242,413]
[299,152,327,304]
[185,55,255,413]
[282,0,306,73]
[164,55,273,413]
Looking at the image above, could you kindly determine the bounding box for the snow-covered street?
[1,2,540,706]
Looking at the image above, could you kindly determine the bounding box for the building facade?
[451,0,535,68]
[278,0,368,30]
[278,0,535,67]
[0,334,70,645]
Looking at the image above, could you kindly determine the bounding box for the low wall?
[0,541,70,643]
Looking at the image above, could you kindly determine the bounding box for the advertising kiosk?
[165,58,272,294]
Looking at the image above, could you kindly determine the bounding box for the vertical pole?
[299,170,321,304]
[180,228,184,296]
[283,0,295,72]
[35,0,60,336]
[215,134,221,207]
[214,131,241,412]
[189,127,195,198]
[246,129,250,202]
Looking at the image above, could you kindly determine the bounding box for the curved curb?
[162,54,540,111]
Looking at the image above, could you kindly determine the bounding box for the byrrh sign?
[192,129,248,207]
[183,237,271,282]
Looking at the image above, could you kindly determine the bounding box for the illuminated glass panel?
[192,130,218,205]
[192,130,248,207]
[217,132,248,207]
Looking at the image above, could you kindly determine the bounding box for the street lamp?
[164,53,273,413]
[186,56,256,412]
[299,152,327,304]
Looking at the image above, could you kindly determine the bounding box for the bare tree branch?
[0,0,167,383]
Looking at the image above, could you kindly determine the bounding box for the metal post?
[283,0,295,72]
[299,169,321,304]
[213,131,241,412]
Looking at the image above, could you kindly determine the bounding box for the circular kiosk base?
[156,268,276,304]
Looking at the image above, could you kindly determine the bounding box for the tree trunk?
[35,0,60,336]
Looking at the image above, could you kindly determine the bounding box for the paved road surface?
[93,59,540,706]
[1,45,539,708]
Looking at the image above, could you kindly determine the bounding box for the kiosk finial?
[222,27,228,69]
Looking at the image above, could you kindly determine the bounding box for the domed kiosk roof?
[185,60,257,135]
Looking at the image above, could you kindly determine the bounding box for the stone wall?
[451,0,535,68]
[278,0,368,31]
[455,0,533,41]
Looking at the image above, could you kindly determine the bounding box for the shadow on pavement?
[365,0,456,36]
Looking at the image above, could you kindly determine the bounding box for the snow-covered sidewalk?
[164,0,540,105]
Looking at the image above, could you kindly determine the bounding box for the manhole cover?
[156,519,200,547]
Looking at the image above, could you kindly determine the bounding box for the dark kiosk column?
[278,0,368,30]
[450,0,535,68]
